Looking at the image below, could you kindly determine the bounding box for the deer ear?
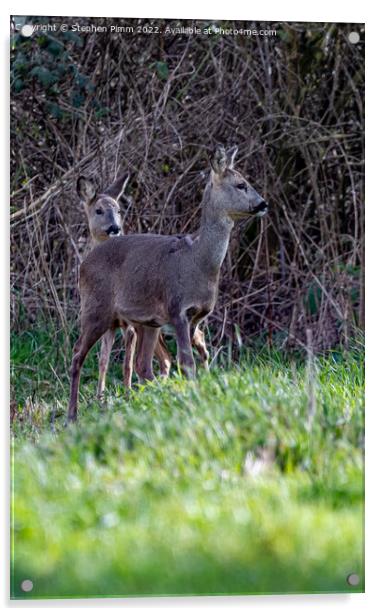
[104,172,130,202]
[226,146,238,169]
[77,176,96,203]
[210,145,227,175]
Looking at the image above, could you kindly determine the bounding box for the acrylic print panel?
[10,15,364,599]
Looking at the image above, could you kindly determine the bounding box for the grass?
[10,326,364,598]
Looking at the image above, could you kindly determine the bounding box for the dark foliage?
[10,17,365,352]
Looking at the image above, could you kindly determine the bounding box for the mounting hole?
[348,32,360,44]
[347,572,360,587]
[21,579,33,592]
[20,24,34,37]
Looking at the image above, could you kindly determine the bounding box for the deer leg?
[123,326,137,390]
[135,326,160,383]
[68,323,107,422]
[173,316,195,378]
[96,329,115,399]
[154,333,172,378]
[192,324,209,371]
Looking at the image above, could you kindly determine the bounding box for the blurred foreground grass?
[11,328,364,598]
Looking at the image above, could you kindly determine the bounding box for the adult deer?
[68,146,267,421]
[78,172,209,396]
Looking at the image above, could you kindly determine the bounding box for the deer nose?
[250,199,268,216]
[253,200,268,216]
[107,224,121,236]
[258,200,268,211]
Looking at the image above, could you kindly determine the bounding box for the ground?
[11,329,364,598]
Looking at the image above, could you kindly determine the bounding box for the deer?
[77,172,209,397]
[68,145,268,421]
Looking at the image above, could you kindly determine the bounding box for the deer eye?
[95,208,103,215]
[236,183,247,191]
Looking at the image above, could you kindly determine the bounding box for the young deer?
[77,172,172,396]
[68,146,267,421]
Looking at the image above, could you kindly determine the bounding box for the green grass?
[10,326,364,598]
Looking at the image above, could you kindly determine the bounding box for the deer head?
[208,145,268,221]
[77,172,130,243]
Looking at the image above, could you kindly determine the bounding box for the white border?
[4,0,369,21]
[2,1,380,614]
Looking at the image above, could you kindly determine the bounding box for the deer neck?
[89,230,124,249]
[90,236,103,248]
[193,186,234,278]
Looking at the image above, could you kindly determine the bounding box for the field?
[11,327,364,598]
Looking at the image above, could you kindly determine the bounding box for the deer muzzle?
[250,200,268,217]
[107,224,122,236]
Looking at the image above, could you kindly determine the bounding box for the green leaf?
[13,78,24,92]
[46,40,62,57]
[304,283,322,316]
[71,90,85,108]
[63,31,84,46]
[47,102,63,119]
[156,61,169,80]
[30,66,58,87]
